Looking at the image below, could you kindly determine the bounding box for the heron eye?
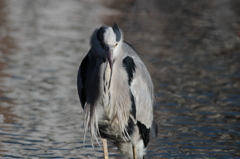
[114,43,118,48]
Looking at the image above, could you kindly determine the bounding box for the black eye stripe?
[112,23,121,42]
[97,26,107,43]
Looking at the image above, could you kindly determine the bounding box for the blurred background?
[0,0,239,158]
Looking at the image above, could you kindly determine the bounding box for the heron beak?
[105,46,113,70]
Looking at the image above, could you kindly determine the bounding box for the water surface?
[0,0,240,158]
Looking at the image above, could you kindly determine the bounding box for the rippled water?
[0,0,240,158]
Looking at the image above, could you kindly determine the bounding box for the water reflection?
[0,0,18,156]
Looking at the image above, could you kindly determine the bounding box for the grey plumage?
[77,24,157,159]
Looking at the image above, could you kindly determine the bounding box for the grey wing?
[123,42,154,127]
[131,58,154,127]
[122,43,157,146]
[131,57,157,147]
[77,54,89,109]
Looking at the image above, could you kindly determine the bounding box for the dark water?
[0,0,240,158]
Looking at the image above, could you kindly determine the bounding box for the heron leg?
[132,145,137,159]
[102,138,109,159]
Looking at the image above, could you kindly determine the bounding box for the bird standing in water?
[77,23,157,159]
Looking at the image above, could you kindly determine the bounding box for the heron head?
[95,23,122,70]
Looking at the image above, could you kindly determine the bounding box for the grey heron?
[77,23,157,159]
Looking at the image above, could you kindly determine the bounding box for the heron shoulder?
[122,56,136,85]
[121,42,153,88]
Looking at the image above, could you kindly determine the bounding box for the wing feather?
[122,42,156,147]
[77,54,89,109]
[123,44,154,127]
